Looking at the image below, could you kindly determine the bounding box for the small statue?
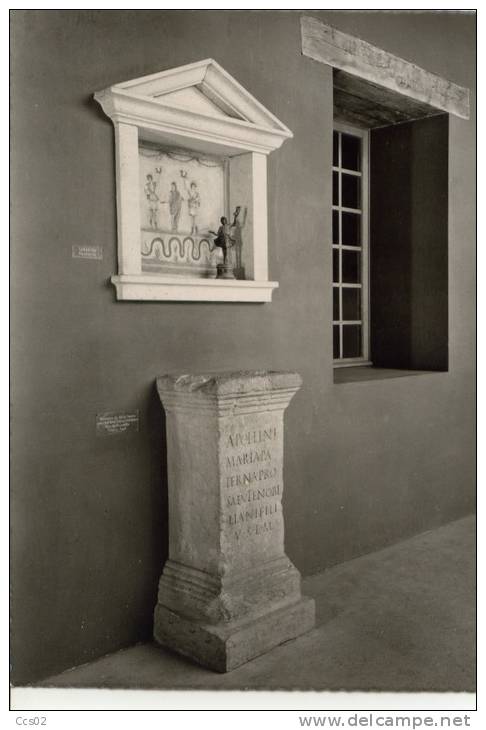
[231,205,247,279]
[209,216,236,279]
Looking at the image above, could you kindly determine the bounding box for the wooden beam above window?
[333,70,443,129]
[301,15,470,120]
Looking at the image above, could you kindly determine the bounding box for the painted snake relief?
[142,236,215,261]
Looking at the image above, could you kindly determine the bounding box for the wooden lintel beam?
[301,15,470,120]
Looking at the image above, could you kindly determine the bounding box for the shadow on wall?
[140,383,169,636]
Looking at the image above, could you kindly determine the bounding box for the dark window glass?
[343,324,362,358]
[332,171,339,206]
[342,250,361,284]
[333,131,339,166]
[333,288,340,320]
[333,325,340,359]
[342,287,361,321]
[341,133,361,171]
[332,210,339,245]
[342,174,360,209]
[333,249,339,283]
[342,212,361,247]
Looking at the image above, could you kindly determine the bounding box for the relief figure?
[168,181,183,232]
[144,168,162,229]
[180,170,201,235]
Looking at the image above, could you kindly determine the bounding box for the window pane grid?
[337,136,342,359]
[332,321,362,325]
[332,126,368,364]
[332,205,363,214]
[333,282,362,288]
[332,166,362,177]
[333,245,363,252]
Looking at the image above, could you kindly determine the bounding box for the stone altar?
[154,370,315,672]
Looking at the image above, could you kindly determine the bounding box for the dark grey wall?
[11,10,476,684]
[370,114,449,370]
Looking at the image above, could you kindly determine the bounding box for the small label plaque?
[72,245,103,260]
[96,411,139,435]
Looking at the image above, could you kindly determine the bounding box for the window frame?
[332,121,371,368]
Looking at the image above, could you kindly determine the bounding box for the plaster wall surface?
[10,10,475,684]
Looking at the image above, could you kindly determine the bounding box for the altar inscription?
[223,426,281,538]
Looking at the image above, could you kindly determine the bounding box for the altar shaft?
[154,370,315,672]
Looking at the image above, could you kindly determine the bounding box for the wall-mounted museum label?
[96,410,139,435]
[72,245,103,260]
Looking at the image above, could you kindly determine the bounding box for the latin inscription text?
[225,427,281,538]
[226,427,277,449]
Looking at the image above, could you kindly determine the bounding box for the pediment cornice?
[95,59,293,155]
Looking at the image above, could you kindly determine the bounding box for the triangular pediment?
[155,86,241,120]
[112,58,292,134]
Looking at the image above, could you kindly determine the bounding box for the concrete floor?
[38,516,475,692]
